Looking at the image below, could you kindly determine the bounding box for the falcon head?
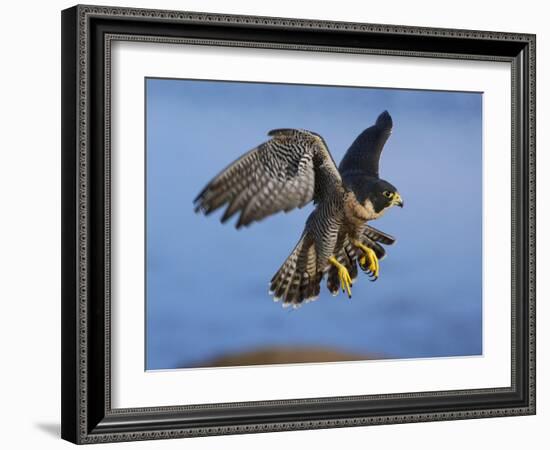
[371,179,403,212]
[353,178,404,214]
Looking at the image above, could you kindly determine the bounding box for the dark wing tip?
[376,110,393,129]
[193,183,210,204]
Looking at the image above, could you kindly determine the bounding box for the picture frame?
[61,4,536,444]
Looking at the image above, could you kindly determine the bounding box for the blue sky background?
[145,78,482,370]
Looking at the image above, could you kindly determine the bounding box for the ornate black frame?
[61,4,536,444]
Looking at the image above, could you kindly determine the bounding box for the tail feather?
[327,269,340,296]
[344,243,359,280]
[363,224,396,245]
[270,233,321,305]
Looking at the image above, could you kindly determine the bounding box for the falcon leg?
[353,241,379,281]
[328,256,353,299]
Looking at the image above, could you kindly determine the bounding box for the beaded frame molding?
[61,4,536,444]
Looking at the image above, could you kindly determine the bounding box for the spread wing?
[338,110,393,179]
[194,129,342,228]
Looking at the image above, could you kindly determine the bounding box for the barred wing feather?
[194,129,341,228]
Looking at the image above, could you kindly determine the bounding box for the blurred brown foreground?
[189,346,384,368]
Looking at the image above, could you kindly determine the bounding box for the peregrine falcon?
[194,111,403,306]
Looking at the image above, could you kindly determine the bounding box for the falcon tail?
[269,233,322,306]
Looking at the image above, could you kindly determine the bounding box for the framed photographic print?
[61,4,536,444]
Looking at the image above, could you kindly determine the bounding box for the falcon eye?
[383,191,393,198]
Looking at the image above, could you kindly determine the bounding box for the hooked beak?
[391,192,404,208]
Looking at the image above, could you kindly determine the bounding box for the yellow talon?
[328,256,352,298]
[354,241,380,280]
